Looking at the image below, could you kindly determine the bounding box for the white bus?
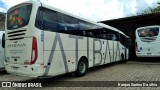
[0,31,5,71]
[135,25,160,57]
[0,13,5,71]
[5,1,129,77]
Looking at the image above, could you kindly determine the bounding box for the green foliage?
[136,6,160,15]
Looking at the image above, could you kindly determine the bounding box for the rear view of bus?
[5,0,129,77]
[5,1,44,77]
[135,25,160,57]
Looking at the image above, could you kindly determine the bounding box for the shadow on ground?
[17,61,125,87]
[130,57,160,62]
[0,71,7,75]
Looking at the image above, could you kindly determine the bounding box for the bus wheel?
[76,58,88,77]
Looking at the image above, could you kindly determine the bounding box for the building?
[100,13,160,59]
[0,12,5,31]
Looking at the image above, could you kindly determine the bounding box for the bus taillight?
[31,37,38,64]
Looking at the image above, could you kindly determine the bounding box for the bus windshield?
[138,27,159,37]
[7,4,32,30]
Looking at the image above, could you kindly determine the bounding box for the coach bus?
[0,13,5,71]
[0,31,5,71]
[5,0,129,77]
[136,25,160,57]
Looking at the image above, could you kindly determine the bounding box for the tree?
[136,6,160,15]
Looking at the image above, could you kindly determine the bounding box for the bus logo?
[7,43,26,48]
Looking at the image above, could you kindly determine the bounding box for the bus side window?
[2,33,5,48]
[120,34,128,48]
[111,35,116,41]
[100,34,107,39]
[58,13,80,34]
[42,8,58,32]
[104,34,116,41]
[105,35,109,40]
[85,31,93,37]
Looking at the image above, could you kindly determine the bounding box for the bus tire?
[76,58,88,77]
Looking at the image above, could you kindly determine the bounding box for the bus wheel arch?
[76,56,88,77]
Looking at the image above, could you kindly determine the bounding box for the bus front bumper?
[136,52,160,57]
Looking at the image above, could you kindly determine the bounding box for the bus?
[0,13,5,71]
[5,0,129,77]
[0,31,5,71]
[135,25,160,57]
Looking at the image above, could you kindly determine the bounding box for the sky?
[0,0,158,22]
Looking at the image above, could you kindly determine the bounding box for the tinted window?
[7,4,32,30]
[58,13,80,34]
[138,27,159,37]
[35,7,121,39]
[85,30,95,37]
[59,14,79,30]
[95,28,118,41]
[120,34,128,48]
[43,8,58,32]
[79,22,97,37]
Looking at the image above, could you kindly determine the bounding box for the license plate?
[11,66,19,70]
[147,53,152,55]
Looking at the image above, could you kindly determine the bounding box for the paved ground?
[1,60,160,90]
